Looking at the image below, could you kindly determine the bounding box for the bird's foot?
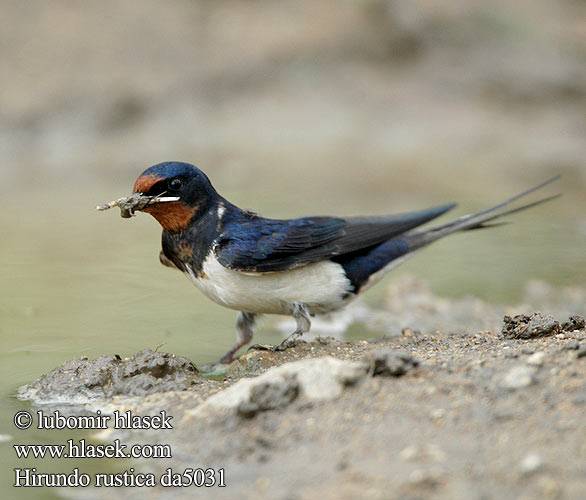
[247,343,277,353]
[247,332,302,354]
[246,305,308,355]
[218,352,235,365]
[219,345,243,364]
[275,331,303,351]
[246,342,296,354]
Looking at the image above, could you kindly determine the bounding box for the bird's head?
[132,161,217,232]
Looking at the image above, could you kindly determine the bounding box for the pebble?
[430,408,446,420]
[369,349,419,377]
[502,313,560,339]
[501,365,538,390]
[407,467,444,487]
[526,352,545,366]
[561,315,585,331]
[520,453,545,474]
[400,444,446,463]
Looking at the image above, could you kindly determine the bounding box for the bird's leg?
[248,303,311,354]
[275,303,311,351]
[219,312,257,364]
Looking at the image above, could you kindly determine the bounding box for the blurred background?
[1,0,585,378]
[1,1,585,495]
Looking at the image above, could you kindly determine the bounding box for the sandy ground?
[19,281,585,500]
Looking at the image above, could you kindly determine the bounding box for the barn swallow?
[99,161,559,363]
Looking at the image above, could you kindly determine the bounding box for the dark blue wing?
[215,216,346,272]
[215,204,456,272]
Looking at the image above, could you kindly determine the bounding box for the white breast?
[184,253,353,315]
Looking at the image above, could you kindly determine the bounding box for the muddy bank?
[17,350,202,405]
[17,305,586,499]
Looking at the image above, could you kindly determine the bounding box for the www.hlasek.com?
[12,409,226,488]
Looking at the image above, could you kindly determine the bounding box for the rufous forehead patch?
[133,174,164,194]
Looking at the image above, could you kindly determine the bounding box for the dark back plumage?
[214,204,456,272]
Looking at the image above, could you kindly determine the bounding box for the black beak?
[97,192,180,218]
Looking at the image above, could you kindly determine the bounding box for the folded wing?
[215,204,456,272]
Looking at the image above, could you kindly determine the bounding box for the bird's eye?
[168,178,183,191]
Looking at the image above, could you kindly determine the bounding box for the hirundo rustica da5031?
[100,162,559,363]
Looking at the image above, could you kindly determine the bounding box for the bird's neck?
[143,201,198,233]
[161,199,231,274]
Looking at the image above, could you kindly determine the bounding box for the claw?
[247,343,277,353]
[247,337,301,354]
[275,331,303,351]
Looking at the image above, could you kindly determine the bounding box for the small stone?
[430,408,446,420]
[555,333,566,340]
[400,444,446,463]
[502,313,561,339]
[520,453,544,474]
[564,341,580,350]
[577,345,586,359]
[561,315,585,331]
[369,350,419,377]
[526,352,545,366]
[501,365,538,390]
[400,446,419,461]
[407,467,444,487]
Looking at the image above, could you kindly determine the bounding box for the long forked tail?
[403,175,561,250]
